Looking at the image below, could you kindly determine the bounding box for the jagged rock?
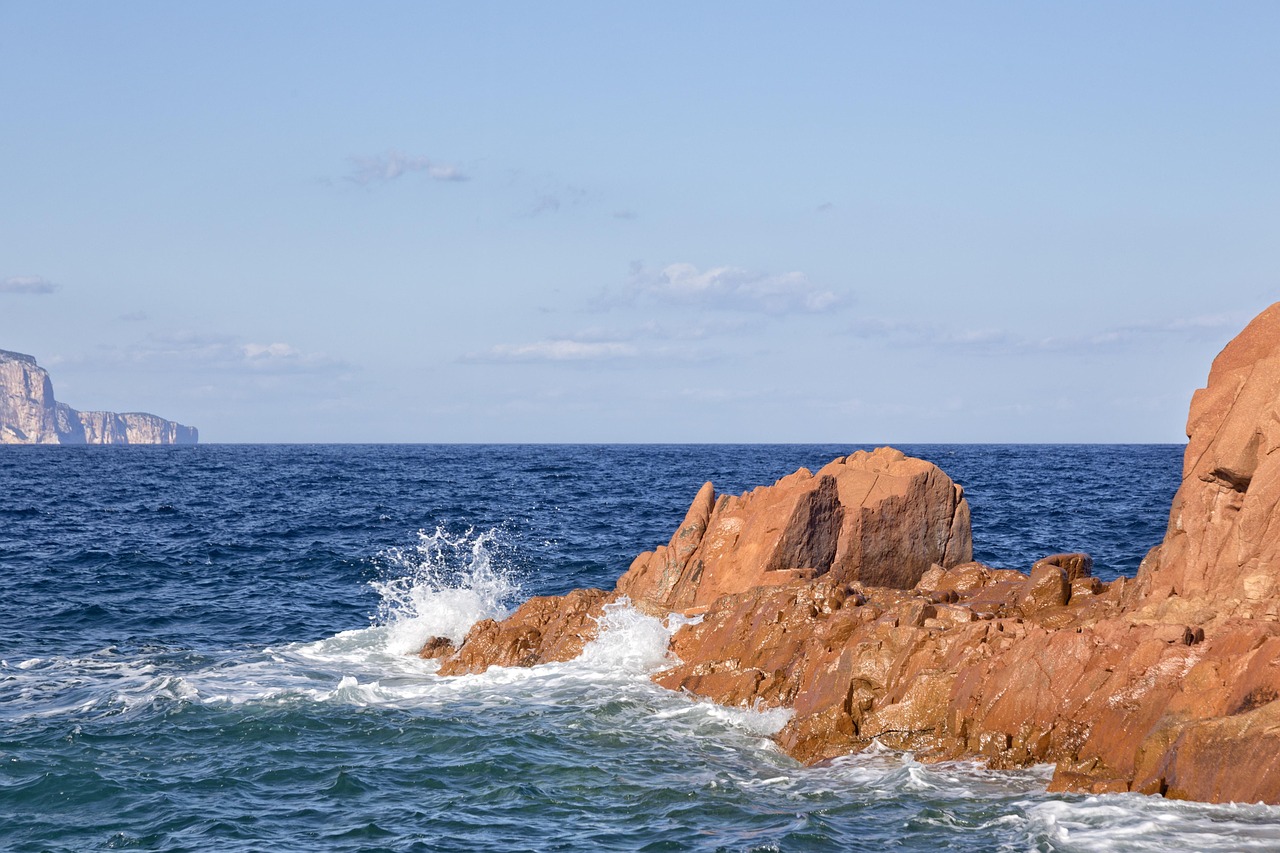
[435,588,614,675]
[0,348,196,445]
[616,447,972,615]
[1132,302,1280,621]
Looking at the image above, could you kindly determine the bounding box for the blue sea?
[3,444,1280,852]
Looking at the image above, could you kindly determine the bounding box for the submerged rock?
[0,348,196,445]
[425,302,1280,806]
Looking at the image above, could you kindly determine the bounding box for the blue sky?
[1,2,1276,442]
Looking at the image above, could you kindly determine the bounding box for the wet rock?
[418,636,456,659]
[435,588,613,675]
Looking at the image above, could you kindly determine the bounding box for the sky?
[1,2,1276,443]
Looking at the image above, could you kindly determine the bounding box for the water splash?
[370,526,521,655]
[574,598,676,675]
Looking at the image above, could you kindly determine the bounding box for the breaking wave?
[369,525,521,654]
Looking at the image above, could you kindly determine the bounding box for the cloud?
[346,150,469,186]
[464,338,638,364]
[67,331,349,377]
[1,275,58,294]
[847,312,1246,355]
[243,342,300,360]
[611,262,841,314]
[119,311,148,322]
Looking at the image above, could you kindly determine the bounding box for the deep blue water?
[3,444,1280,852]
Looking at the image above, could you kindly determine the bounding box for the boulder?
[616,447,972,615]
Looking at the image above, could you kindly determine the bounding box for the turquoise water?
[3,444,1279,851]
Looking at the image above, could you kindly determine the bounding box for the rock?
[76,411,198,445]
[0,348,196,444]
[0,349,61,444]
[423,302,1280,806]
[1132,302,1280,621]
[616,447,972,615]
[418,636,456,659]
[1033,552,1093,582]
[435,588,613,675]
[1019,563,1070,612]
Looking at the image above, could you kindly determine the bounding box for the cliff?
[0,348,197,445]
[420,302,1280,806]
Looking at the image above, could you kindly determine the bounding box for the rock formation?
[422,302,1280,806]
[617,449,971,615]
[0,348,197,445]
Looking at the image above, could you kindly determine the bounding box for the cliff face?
[0,348,197,445]
[420,302,1280,806]
[0,350,61,444]
[76,411,199,445]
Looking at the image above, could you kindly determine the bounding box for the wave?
[1015,794,1280,851]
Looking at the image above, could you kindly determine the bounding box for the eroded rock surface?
[424,302,1280,805]
[0,348,196,445]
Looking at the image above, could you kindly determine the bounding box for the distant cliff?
[0,348,197,445]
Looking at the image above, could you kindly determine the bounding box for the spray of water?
[370,526,521,655]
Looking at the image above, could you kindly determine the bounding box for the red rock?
[434,588,613,675]
[1133,302,1280,621]
[418,636,456,659]
[1019,563,1070,612]
[424,302,1280,806]
[617,447,972,615]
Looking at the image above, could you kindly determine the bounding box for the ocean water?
[3,443,1280,852]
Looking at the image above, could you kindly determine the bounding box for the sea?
[3,443,1280,852]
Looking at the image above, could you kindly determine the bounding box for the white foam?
[574,599,675,675]
[1018,794,1280,851]
[0,649,197,720]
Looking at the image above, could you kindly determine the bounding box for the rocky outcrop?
[0,348,196,445]
[617,448,971,616]
[422,302,1280,806]
[1130,301,1280,621]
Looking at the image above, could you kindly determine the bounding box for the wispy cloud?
[463,338,638,364]
[346,150,468,186]
[604,262,841,314]
[69,331,351,377]
[1,275,58,294]
[848,312,1245,354]
[119,311,148,322]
